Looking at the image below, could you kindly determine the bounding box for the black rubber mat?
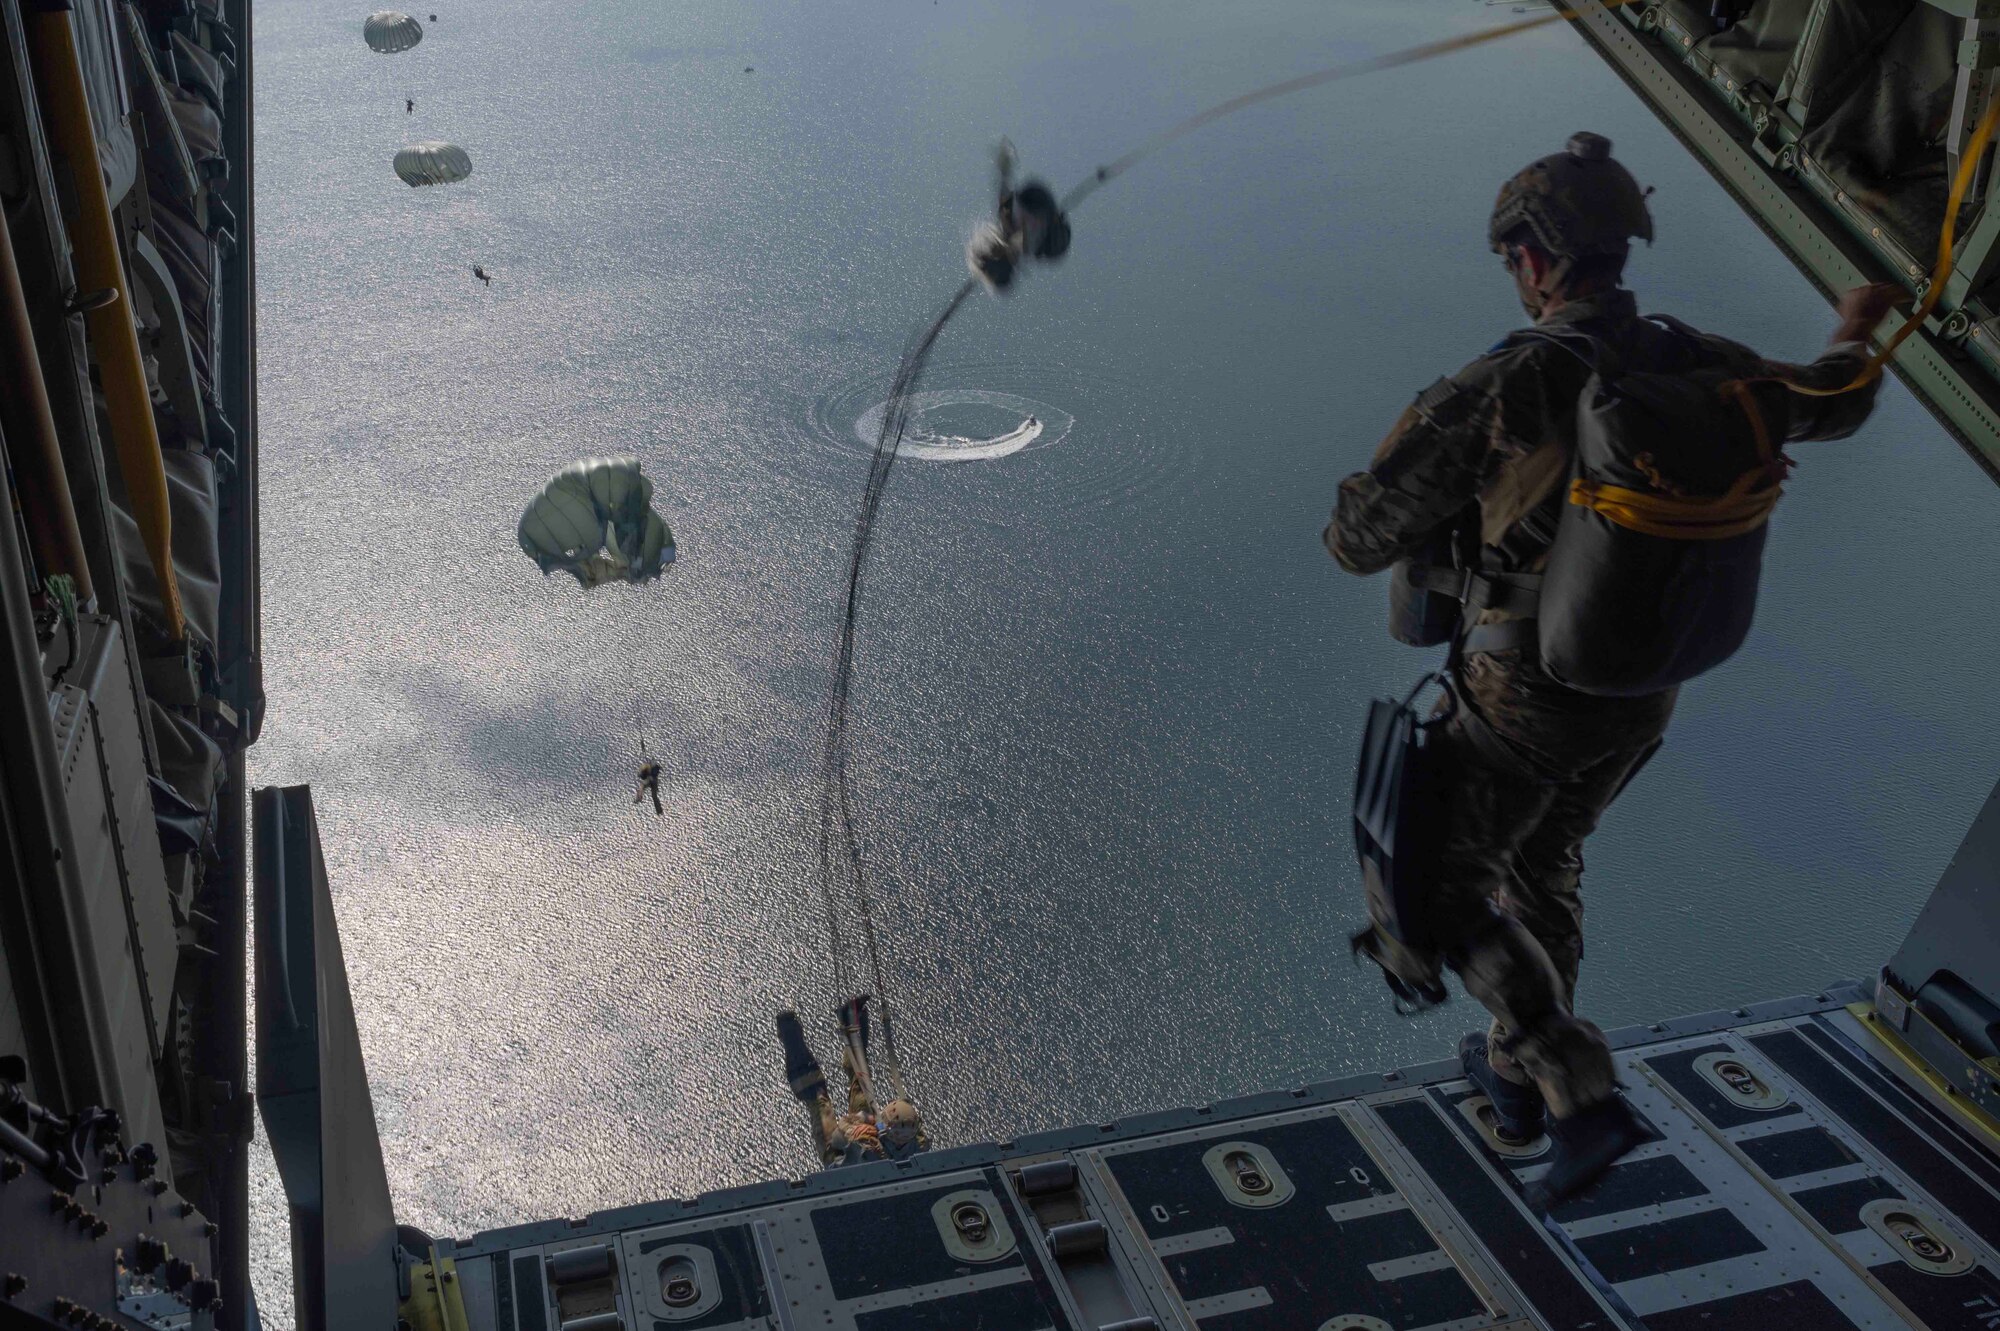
[1103,1112,1487,1331]
[1374,1098,1614,1331]
[1752,1028,2000,1252]
[812,1185,1027,1300]
[1641,1044,1805,1132]
[1639,1278,1861,1331]
[629,1225,770,1327]
[1570,1209,1765,1284]
[1737,1126,1859,1180]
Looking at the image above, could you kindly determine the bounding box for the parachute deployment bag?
[1524,326,1783,696]
[1352,673,1447,952]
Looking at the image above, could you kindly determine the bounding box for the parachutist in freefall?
[473,264,491,286]
[406,96,414,113]
[776,999,927,1167]
[633,758,663,816]
[967,142,1071,292]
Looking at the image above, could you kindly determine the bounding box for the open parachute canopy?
[362,10,423,53]
[393,141,471,187]
[518,457,676,589]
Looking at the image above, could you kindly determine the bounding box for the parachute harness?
[809,0,1659,1106]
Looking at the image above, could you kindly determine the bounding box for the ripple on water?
[787,356,1195,516]
[854,389,1071,463]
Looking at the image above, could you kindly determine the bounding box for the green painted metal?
[1561,0,2000,481]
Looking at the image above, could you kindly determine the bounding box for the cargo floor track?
[439,988,2000,1331]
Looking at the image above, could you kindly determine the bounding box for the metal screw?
[0,1158,21,1182]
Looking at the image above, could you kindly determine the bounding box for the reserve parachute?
[362,10,423,53]
[517,457,676,588]
[393,141,471,187]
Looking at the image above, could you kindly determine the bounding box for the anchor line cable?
[1059,3,1617,213]
[811,0,1656,1080]
[1776,88,2000,397]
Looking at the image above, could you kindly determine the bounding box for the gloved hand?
[1831,282,1900,345]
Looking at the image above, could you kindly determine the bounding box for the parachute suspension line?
[816,278,980,1065]
[813,0,1654,1087]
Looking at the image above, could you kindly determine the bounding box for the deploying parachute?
[393,141,472,187]
[517,457,676,588]
[362,10,423,53]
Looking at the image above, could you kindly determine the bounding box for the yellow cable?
[25,7,185,641]
[1787,89,2000,397]
[1570,471,1781,538]
[1573,365,1787,540]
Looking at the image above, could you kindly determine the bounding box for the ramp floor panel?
[1094,1110,1498,1330]
[448,996,2000,1331]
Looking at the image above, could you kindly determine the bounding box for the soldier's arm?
[1760,342,1879,442]
[1728,283,1894,441]
[1677,313,1884,446]
[1324,361,1504,576]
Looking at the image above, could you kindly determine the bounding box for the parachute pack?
[1397,321,1785,697]
[1522,325,1781,695]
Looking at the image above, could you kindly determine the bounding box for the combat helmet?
[1489,132,1653,259]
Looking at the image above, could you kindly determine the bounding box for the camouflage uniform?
[1326,289,1878,1114]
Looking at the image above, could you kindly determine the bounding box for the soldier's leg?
[1425,714,1617,1121]
[810,1093,843,1166]
[842,1047,874,1119]
[1487,733,1666,1078]
[1453,907,1617,1118]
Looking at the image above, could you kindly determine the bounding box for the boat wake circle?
[853,390,1072,463]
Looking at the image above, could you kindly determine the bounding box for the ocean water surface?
[248,0,2000,1314]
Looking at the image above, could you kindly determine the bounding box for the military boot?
[1459,1032,1545,1144]
[1531,1092,1651,1207]
[776,1010,827,1103]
